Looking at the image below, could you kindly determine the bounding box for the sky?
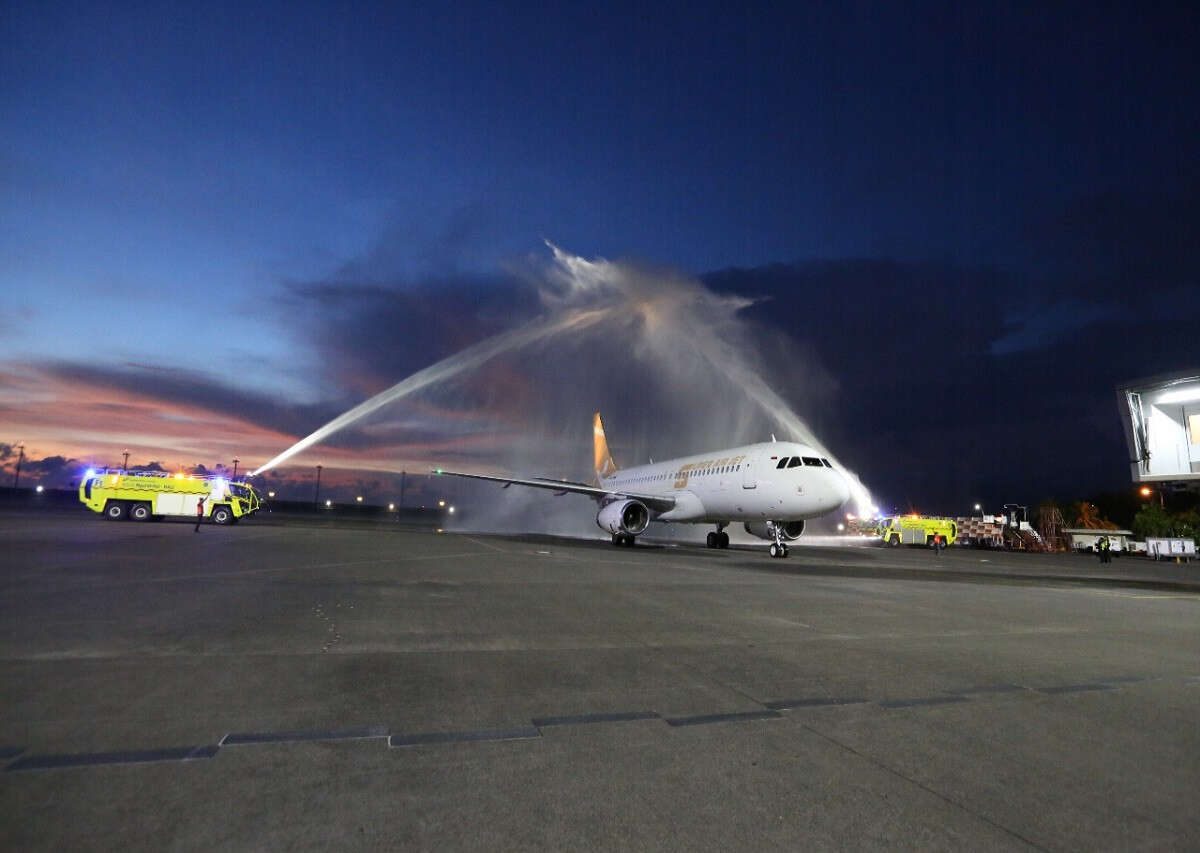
[2,1,1197,516]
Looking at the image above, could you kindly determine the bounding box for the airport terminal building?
[1118,370,1200,485]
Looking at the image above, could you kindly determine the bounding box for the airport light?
[356,495,363,503]
[267,491,275,498]
[325,499,332,508]
[448,506,455,514]
[438,499,446,507]
[35,485,44,493]
[232,458,239,479]
[1139,485,1164,508]
[388,502,395,511]
[836,522,845,531]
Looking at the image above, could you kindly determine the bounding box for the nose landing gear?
[768,522,790,558]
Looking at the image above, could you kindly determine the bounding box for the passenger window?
[787,457,802,468]
[776,458,789,469]
[803,457,823,466]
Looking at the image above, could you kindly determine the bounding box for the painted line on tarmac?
[6,745,218,772]
[5,676,1182,771]
[532,710,660,728]
[458,535,511,553]
[764,697,868,710]
[944,684,1027,696]
[878,695,970,710]
[389,727,542,747]
[221,726,390,746]
[664,710,782,727]
[1034,683,1119,695]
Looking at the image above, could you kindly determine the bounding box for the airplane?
[433,413,851,558]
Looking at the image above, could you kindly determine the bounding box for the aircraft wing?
[432,469,677,512]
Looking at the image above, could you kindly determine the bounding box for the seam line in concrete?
[800,723,1051,852]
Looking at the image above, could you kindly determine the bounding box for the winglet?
[593,412,619,482]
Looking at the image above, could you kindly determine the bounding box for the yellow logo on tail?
[593,412,619,482]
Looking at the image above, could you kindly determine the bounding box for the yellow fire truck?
[876,515,958,547]
[79,470,262,524]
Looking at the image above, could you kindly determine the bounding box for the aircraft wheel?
[612,533,622,547]
[706,532,717,548]
[718,532,730,549]
[769,544,779,558]
[781,544,789,558]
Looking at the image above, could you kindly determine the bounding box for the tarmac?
[1,506,1198,851]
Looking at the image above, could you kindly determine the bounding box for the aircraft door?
[741,451,758,489]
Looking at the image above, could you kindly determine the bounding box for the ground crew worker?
[1097,536,1110,564]
[932,532,944,556]
[195,496,205,533]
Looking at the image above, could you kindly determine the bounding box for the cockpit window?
[821,459,832,468]
[802,456,823,467]
[787,457,802,468]
[776,458,789,469]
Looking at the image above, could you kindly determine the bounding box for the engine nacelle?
[597,499,650,536]
[743,520,805,542]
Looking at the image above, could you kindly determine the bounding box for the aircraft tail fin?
[593,412,619,482]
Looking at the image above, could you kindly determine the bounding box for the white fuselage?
[599,441,850,524]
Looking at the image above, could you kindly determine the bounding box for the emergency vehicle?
[876,515,958,547]
[79,470,262,524]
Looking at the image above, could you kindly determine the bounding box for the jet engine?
[743,520,805,541]
[597,499,650,536]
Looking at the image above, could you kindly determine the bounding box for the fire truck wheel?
[888,534,900,547]
[104,501,127,521]
[212,506,233,525]
[130,502,152,522]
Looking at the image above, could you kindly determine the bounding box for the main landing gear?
[706,522,730,550]
[611,533,636,547]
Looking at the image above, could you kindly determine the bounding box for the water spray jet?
[253,245,875,517]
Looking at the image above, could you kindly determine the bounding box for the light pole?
[232,458,239,480]
[974,503,982,518]
[314,464,322,509]
[13,442,25,488]
[122,449,130,472]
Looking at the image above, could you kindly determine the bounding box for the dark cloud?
[1024,186,1200,289]
[0,453,84,489]
[702,189,1199,511]
[280,271,541,398]
[38,361,342,444]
